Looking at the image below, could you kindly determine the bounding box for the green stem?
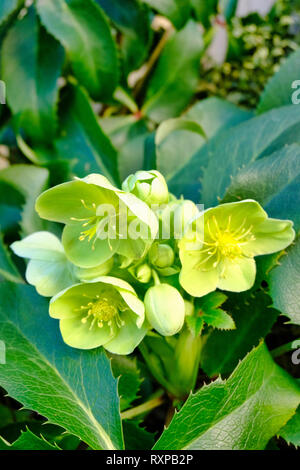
[152,269,160,285]
[121,390,165,420]
[271,338,300,358]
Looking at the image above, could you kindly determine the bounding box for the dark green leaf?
[0,282,123,450]
[219,0,238,21]
[188,104,300,205]
[142,20,203,122]
[0,234,23,283]
[123,420,155,450]
[111,355,142,411]
[96,0,152,73]
[55,85,119,184]
[153,342,300,450]
[257,48,300,114]
[0,0,23,27]
[36,0,119,101]
[269,238,300,326]
[0,429,58,450]
[1,9,64,143]
[223,144,300,231]
[196,292,235,330]
[279,408,300,447]
[201,289,279,376]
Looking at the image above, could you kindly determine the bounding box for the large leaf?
[269,238,300,326]
[36,0,119,101]
[1,9,64,143]
[200,289,279,377]
[0,234,23,283]
[141,0,191,29]
[156,118,206,181]
[223,144,300,231]
[0,429,58,450]
[184,97,252,140]
[142,20,203,123]
[96,0,152,73]
[0,282,123,450]
[153,342,300,450]
[55,85,119,184]
[177,104,300,204]
[257,48,300,114]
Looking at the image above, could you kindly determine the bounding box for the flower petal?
[217,257,256,292]
[35,180,117,224]
[243,218,295,256]
[104,312,148,355]
[49,283,103,319]
[62,223,118,268]
[179,266,218,297]
[60,316,114,350]
[26,259,76,297]
[11,231,64,261]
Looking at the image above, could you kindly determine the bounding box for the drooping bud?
[144,284,185,336]
[149,243,174,268]
[122,170,169,205]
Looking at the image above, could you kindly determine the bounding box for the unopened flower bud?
[136,263,152,283]
[122,170,169,205]
[144,284,185,336]
[149,243,174,268]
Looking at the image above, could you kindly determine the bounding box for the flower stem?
[121,390,165,420]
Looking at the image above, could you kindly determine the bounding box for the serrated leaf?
[269,238,300,326]
[111,355,142,411]
[55,84,119,184]
[0,429,58,450]
[0,234,23,283]
[279,408,300,447]
[0,282,123,450]
[141,0,191,29]
[36,0,119,101]
[196,292,235,330]
[2,8,64,143]
[201,289,279,376]
[123,420,155,450]
[142,20,203,123]
[183,104,300,205]
[258,48,300,114]
[153,342,300,450]
[223,144,300,230]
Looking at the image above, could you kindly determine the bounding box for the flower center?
[78,288,126,331]
[196,215,255,270]
[70,199,121,250]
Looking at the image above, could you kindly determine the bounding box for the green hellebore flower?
[144,284,185,336]
[122,170,169,206]
[149,243,175,268]
[49,276,147,354]
[179,200,295,297]
[35,174,158,268]
[11,231,78,297]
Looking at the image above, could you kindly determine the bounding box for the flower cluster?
[11,170,295,355]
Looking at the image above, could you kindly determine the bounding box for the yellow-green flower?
[179,200,295,297]
[35,174,158,268]
[49,276,147,354]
